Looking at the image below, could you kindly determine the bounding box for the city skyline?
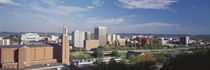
[0,0,210,35]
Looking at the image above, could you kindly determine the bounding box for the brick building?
[0,23,70,69]
[0,45,61,68]
[84,40,99,50]
[142,38,153,46]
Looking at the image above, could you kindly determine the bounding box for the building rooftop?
[0,44,60,49]
[71,59,95,67]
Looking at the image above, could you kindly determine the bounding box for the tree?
[70,54,92,60]
[157,54,168,64]
[3,34,21,43]
[143,54,156,62]
[111,50,121,57]
[161,48,210,70]
[93,55,156,70]
[136,55,145,63]
[93,47,104,58]
[109,58,117,64]
[128,55,137,64]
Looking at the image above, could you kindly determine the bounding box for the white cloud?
[107,22,179,33]
[85,17,125,25]
[41,0,57,7]
[92,0,104,7]
[128,22,179,28]
[76,14,86,18]
[126,14,138,18]
[87,6,95,9]
[31,4,88,15]
[118,0,178,9]
[0,0,22,6]
[28,0,92,15]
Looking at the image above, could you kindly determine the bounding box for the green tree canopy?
[111,50,121,57]
[93,47,104,58]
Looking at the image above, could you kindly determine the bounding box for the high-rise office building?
[180,36,190,45]
[94,26,107,46]
[85,32,91,40]
[72,30,85,48]
[107,34,111,41]
[116,35,121,40]
[111,34,116,41]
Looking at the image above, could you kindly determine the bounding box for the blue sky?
[0,0,210,35]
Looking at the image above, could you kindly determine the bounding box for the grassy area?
[143,50,182,54]
[120,53,127,56]
[118,50,183,56]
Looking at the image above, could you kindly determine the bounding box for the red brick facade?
[62,34,70,65]
[0,46,62,68]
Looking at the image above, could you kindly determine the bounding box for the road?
[71,47,196,55]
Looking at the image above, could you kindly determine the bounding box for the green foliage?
[136,55,145,63]
[70,54,91,60]
[3,34,21,43]
[109,58,117,64]
[161,48,210,70]
[128,55,145,64]
[111,50,121,57]
[93,58,104,64]
[93,58,156,70]
[93,47,104,58]
[128,55,137,64]
[129,47,136,50]
[98,45,165,51]
[156,53,168,64]
[142,44,164,49]
[194,47,209,55]
[70,47,86,52]
[98,45,135,51]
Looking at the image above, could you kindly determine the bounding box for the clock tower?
[62,17,70,65]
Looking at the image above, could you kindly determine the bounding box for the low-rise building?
[107,41,113,45]
[0,39,10,45]
[70,57,122,70]
[142,38,153,46]
[51,35,59,41]
[70,59,95,70]
[21,33,42,45]
[84,40,99,50]
[119,39,126,46]
[0,45,62,68]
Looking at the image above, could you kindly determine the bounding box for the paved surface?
[72,47,195,55]
[0,63,70,70]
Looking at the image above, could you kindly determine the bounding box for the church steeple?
[63,16,68,35]
[61,16,70,65]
